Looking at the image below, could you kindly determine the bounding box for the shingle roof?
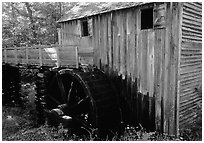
[57,2,146,23]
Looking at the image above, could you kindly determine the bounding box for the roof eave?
[57,2,151,23]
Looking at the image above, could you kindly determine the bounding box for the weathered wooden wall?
[179,2,202,130]
[59,20,94,65]
[59,20,81,45]
[91,3,182,135]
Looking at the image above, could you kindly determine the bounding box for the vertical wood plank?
[127,33,131,77]
[107,13,112,74]
[119,12,122,74]
[154,29,160,130]
[137,6,141,94]
[149,31,155,98]
[133,8,139,122]
[154,30,158,130]
[144,31,148,94]
[112,12,116,72]
[115,13,120,72]
[92,17,96,66]
[148,31,155,128]
[154,29,166,133]
[168,2,182,136]
[167,3,175,135]
[100,15,104,69]
[160,29,166,133]
[94,17,98,66]
[126,11,130,78]
[98,15,101,68]
[137,31,141,93]
[110,12,114,73]
[106,14,109,73]
[163,3,174,134]
[162,3,170,133]
[117,13,121,74]
[123,12,127,77]
[118,34,121,74]
[97,16,100,68]
[147,31,150,95]
[175,2,183,136]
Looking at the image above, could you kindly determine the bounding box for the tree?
[2,2,72,47]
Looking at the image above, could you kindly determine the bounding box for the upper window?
[81,19,89,37]
[154,3,166,29]
[141,7,153,30]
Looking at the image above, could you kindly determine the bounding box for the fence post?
[56,46,60,68]
[39,46,42,66]
[57,28,62,45]
[26,46,29,64]
[4,48,7,63]
[75,46,79,68]
[14,46,18,64]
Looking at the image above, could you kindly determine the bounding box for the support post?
[75,46,79,68]
[14,47,18,64]
[56,46,60,68]
[39,46,42,66]
[26,46,29,64]
[57,28,62,45]
[4,48,7,63]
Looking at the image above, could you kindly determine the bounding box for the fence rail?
[2,45,82,68]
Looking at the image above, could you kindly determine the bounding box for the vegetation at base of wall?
[3,105,201,141]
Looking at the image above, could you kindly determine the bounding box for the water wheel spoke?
[56,73,66,102]
[48,95,62,105]
[67,80,74,104]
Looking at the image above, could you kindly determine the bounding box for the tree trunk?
[24,2,37,44]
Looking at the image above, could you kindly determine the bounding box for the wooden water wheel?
[44,67,121,136]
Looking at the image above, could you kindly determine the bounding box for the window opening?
[141,8,153,30]
[81,19,89,37]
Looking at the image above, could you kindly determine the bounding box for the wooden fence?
[2,45,94,68]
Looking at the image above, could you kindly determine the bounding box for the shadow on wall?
[103,66,156,132]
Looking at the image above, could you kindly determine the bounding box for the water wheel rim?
[46,68,97,127]
[58,69,97,127]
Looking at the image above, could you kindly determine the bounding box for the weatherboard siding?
[179,2,202,130]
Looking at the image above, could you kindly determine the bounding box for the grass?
[0,106,174,141]
[2,103,202,141]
